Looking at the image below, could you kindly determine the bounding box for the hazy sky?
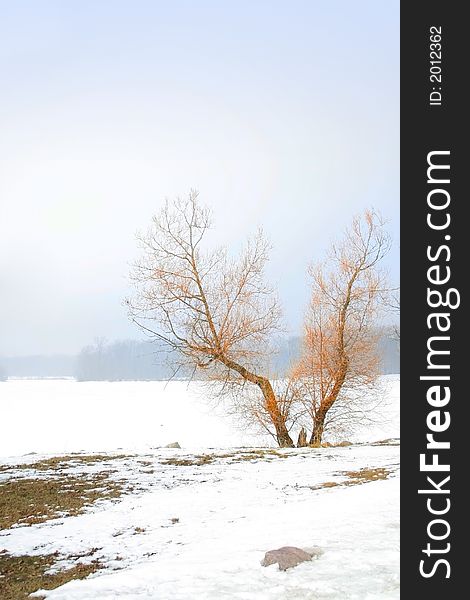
[0,0,399,356]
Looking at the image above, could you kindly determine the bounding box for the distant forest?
[1,331,399,381]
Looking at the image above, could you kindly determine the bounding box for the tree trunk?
[309,415,325,446]
[309,377,345,446]
[218,354,294,447]
[259,380,294,448]
[276,427,295,448]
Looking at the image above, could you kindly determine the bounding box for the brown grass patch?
[0,550,101,600]
[4,454,131,473]
[309,466,391,491]
[161,449,285,467]
[342,467,390,484]
[370,438,400,447]
[316,481,339,489]
[0,473,125,530]
[230,449,286,462]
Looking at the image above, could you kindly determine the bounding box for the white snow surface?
[0,377,400,599]
[0,376,399,456]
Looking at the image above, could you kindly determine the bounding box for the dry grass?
[307,440,353,448]
[316,481,339,489]
[161,455,214,467]
[0,474,125,530]
[0,455,139,597]
[1,454,130,474]
[1,449,261,530]
[231,449,286,461]
[161,449,285,467]
[309,466,391,491]
[0,550,101,600]
[343,467,390,484]
[370,438,400,447]
[0,455,132,530]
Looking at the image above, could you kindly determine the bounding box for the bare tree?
[127,191,295,447]
[217,375,304,446]
[292,210,390,445]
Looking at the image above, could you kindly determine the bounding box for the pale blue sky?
[0,0,399,355]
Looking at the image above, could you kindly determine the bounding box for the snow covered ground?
[0,377,399,599]
[0,377,399,456]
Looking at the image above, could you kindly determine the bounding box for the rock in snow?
[261,546,321,571]
[165,442,181,448]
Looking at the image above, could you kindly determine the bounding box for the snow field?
[0,376,399,457]
[0,376,400,599]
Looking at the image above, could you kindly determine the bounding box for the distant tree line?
[75,338,174,381]
[76,331,398,384]
[0,330,398,383]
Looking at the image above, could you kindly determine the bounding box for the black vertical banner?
[401,2,466,596]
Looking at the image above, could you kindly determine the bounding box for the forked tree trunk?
[219,355,294,448]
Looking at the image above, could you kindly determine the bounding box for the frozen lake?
[0,377,399,457]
